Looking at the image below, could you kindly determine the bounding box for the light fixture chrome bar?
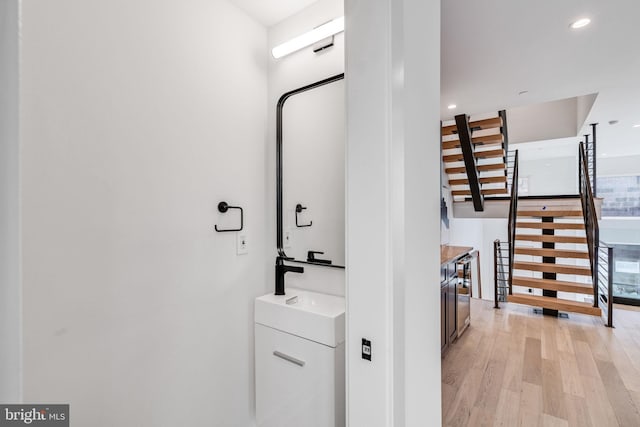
[271,16,344,59]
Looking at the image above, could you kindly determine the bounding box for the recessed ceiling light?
[633,124,640,128]
[570,18,591,29]
[447,104,457,110]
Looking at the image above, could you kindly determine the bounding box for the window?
[596,175,640,217]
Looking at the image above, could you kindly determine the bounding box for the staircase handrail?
[579,142,600,307]
[507,150,519,293]
[597,242,614,327]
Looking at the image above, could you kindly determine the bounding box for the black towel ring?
[215,202,243,232]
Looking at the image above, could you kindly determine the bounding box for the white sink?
[255,288,345,348]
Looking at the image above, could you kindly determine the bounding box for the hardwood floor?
[442,298,640,427]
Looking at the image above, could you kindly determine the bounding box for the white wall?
[600,218,640,244]
[346,0,441,425]
[19,1,267,425]
[595,156,640,246]
[0,0,22,403]
[268,0,346,297]
[450,218,508,301]
[518,155,577,196]
[599,154,640,176]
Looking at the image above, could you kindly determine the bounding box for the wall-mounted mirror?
[277,74,345,268]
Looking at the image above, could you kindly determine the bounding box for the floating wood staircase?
[506,200,601,317]
[442,111,510,206]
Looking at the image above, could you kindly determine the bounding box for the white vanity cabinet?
[254,289,345,427]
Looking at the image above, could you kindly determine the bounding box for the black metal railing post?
[591,123,598,196]
[507,150,519,293]
[494,240,499,309]
[606,246,613,327]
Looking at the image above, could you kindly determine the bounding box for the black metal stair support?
[541,216,559,317]
[455,114,484,211]
[499,110,509,165]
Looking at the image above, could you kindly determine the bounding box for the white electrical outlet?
[237,233,248,255]
[284,229,293,249]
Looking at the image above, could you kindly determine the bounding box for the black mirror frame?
[276,73,345,269]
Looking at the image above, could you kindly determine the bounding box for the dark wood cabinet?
[441,261,459,355]
[441,284,447,353]
[447,278,457,344]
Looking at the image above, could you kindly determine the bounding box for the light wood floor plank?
[573,340,600,378]
[519,382,543,427]
[542,414,569,427]
[495,388,520,427]
[541,318,558,361]
[467,407,495,427]
[581,375,620,427]
[523,337,543,385]
[595,359,640,427]
[542,358,567,420]
[555,326,575,355]
[564,394,593,427]
[442,299,640,427]
[558,351,585,398]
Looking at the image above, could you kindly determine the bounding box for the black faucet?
[275,256,304,295]
[307,250,332,265]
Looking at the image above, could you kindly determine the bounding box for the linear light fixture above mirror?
[272,16,344,59]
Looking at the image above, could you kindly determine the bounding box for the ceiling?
[232,0,640,158]
[229,0,319,27]
[441,0,640,158]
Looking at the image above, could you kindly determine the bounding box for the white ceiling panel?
[229,0,319,27]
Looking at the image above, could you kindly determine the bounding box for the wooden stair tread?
[445,166,467,174]
[514,247,589,259]
[477,163,506,172]
[517,210,582,217]
[445,163,506,174]
[515,234,588,244]
[512,276,594,295]
[442,134,503,150]
[449,176,507,186]
[506,293,601,316]
[516,222,584,230]
[470,116,503,131]
[442,149,504,163]
[513,261,592,276]
[452,188,508,196]
[441,116,503,136]
[475,149,505,159]
[443,153,464,163]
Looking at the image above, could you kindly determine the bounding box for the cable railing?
[597,243,614,327]
[507,150,519,291]
[493,240,510,308]
[494,149,518,309]
[578,123,597,195]
[579,142,599,307]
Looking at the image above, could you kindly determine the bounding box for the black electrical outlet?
[362,338,371,361]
